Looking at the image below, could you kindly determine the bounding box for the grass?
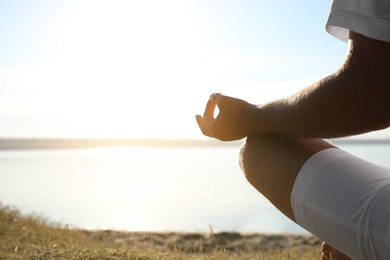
[0,204,321,259]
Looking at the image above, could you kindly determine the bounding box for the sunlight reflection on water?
[1,143,388,233]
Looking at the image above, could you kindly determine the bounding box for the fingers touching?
[203,99,217,123]
[196,93,223,138]
[210,93,223,105]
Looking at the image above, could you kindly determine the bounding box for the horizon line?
[0,137,389,150]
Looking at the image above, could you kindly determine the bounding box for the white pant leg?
[291,148,390,260]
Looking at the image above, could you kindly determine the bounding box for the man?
[196,1,390,259]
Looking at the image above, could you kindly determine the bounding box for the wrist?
[249,103,271,135]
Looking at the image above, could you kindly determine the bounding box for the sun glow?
[3,0,216,139]
[1,1,349,139]
[52,1,198,138]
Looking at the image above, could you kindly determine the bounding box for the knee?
[239,133,297,183]
[239,134,270,183]
[239,139,253,182]
[239,136,253,176]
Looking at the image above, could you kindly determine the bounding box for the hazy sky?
[1,0,388,139]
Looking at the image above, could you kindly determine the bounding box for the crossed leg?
[239,134,334,221]
[239,134,350,258]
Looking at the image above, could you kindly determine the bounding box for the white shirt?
[326,0,390,43]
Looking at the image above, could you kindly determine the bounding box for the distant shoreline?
[0,138,389,150]
[0,138,243,150]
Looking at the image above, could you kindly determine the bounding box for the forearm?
[256,72,390,138]
[254,33,390,138]
[196,33,390,141]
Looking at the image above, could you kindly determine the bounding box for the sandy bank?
[84,230,321,253]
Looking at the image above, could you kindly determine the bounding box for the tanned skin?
[196,31,390,259]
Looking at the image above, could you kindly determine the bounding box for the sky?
[0,0,388,140]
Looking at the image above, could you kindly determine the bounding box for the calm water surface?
[0,143,389,234]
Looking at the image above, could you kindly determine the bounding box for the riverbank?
[86,229,321,253]
[0,204,321,259]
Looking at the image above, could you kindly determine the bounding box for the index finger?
[203,99,217,123]
[210,93,223,105]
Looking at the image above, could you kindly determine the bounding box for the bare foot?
[321,242,352,260]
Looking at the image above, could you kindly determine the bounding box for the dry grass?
[0,204,321,259]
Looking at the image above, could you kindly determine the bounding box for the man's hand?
[195,93,257,141]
